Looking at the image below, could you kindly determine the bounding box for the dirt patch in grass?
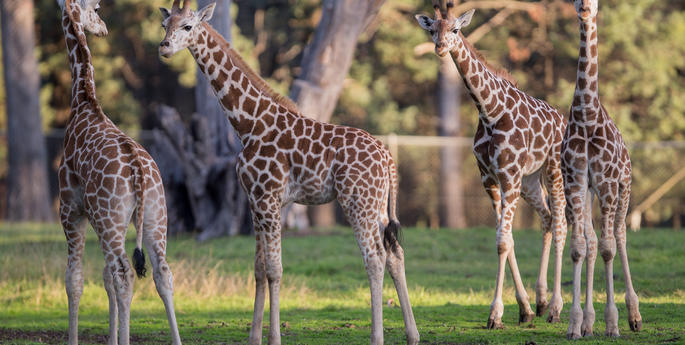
[0,328,150,344]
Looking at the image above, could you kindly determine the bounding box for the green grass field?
[0,224,683,344]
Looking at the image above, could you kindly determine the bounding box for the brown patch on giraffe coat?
[588,63,597,76]
[578,77,587,90]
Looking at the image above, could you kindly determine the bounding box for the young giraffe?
[416,1,568,328]
[57,0,181,344]
[563,0,642,339]
[159,1,419,344]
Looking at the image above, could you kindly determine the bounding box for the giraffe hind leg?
[521,173,552,319]
[384,220,419,345]
[103,265,119,345]
[143,221,182,345]
[338,191,386,345]
[615,181,642,331]
[97,225,135,345]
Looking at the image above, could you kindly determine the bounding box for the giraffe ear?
[197,2,216,22]
[456,9,475,28]
[159,7,172,20]
[415,14,434,31]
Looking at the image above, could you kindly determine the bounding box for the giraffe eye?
[453,29,458,34]
[183,25,192,31]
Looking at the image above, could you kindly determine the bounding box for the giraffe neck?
[572,16,600,120]
[450,32,514,123]
[189,23,299,144]
[61,1,102,123]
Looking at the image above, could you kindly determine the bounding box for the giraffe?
[158,1,419,344]
[415,1,568,329]
[57,0,181,344]
[563,0,642,339]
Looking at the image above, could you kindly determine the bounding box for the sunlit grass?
[0,224,683,344]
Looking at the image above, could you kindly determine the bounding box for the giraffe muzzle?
[159,41,173,58]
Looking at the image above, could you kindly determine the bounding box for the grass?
[0,224,683,344]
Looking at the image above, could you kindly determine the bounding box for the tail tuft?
[132,247,146,278]
[383,219,402,254]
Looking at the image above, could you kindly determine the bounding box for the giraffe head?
[415,1,474,57]
[58,0,108,37]
[159,0,216,58]
[573,0,598,21]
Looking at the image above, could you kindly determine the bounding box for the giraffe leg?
[481,176,506,329]
[596,183,619,337]
[565,178,588,340]
[615,182,642,332]
[542,164,567,324]
[249,227,267,345]
[581,191,597,337]
[103,265,118,345]
[384,225,419,345]
[62,212,87,345]
[144,224,182,345]
[521,173,552,319]
[338,190,386,345]
[99,227,135,345]
[489,177,523,329]
[249,197,283,345]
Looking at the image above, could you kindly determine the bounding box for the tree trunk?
[438,55,466,229]
[286,0,386,230]
[150,0,252,239]
[1,0,54,221]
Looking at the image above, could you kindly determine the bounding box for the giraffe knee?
[570,236,586,262]
[599,237,616,262]
[496,238,513,255]
[153,261,174,293]
[65,265,84,297]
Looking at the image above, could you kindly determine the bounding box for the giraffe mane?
[459,32,518,87]
[64,0,102,112]
[202,23,300,114]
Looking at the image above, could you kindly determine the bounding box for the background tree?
[1,0,53,221]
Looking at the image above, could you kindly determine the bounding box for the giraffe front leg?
[565,184,588,340]
[543,166,567,324]
[249,196,284,345]
[481,176,506,329]
[597,186,619,337]
[249,228,267,345]
[62,214,87,345]
[581,191,597,337]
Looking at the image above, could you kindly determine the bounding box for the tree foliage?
[0,0,681,224]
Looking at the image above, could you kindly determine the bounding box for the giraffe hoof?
[547,314,561,323]
[536,302,549,317]
[487,318,504,330]
[629,319,642,332]
[566,332,581,340]
[581,327,593,337]
[519,312,535,324]
[605,329,620,338]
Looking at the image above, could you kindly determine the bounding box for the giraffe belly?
[283,175,336,206]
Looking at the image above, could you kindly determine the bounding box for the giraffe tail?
[383,157,402,254]
[130,146,147,279]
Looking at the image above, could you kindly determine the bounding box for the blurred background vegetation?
[0,0,683,229]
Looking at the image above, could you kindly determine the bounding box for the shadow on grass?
[1,303,682,345]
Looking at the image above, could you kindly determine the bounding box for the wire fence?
[1,130,683,230]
